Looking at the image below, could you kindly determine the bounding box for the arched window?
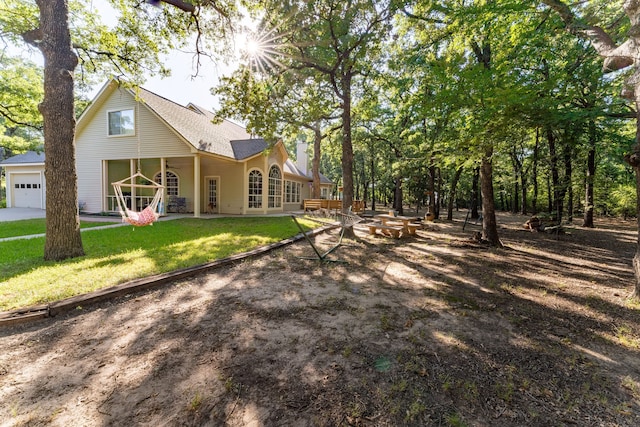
[248,169,262,208]
[268,165,282,208]
[154,170,179,196]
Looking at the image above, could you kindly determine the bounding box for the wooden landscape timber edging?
[0,223,338,328]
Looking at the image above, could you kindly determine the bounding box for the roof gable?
[136,87,254,159]
[77,79,270,162]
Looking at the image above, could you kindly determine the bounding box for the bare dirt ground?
[1,211,639,426]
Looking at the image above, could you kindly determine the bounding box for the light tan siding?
[76,87,194,213]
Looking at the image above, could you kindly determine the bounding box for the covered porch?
[103,156,206,217]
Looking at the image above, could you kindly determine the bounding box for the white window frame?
[107,108,135,136]
[321,187,330,199]
[285,180,301,204]
[248,169,263,209]
[154,170,179,196]
[204,176,220,211]
[268,165,282,209]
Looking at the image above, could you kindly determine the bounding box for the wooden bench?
[367,223,403,238]
[352,200,364,213]
[405,222,422,235]
[303,199,322,212]
[324,199,342,213]
[385,220,422,236]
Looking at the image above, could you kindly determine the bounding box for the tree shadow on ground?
[0,212,639,426]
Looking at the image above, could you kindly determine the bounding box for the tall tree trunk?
[532,128,539,215]
[634,167,640,299]
[471,167,480,219]
[340,73,354,234]
[521,173,528,216]
[563,140,573,223]
[36,0,84,261]
[447,166,463,220]
[480,147,502,247]
[428,162,436,218]
[369,145,376,211]
[627,90,640,300]
[547,127,563,223]
[435,166,441,219]
[547,175,553,213]
[354,153,365,202]
[583,120,596,227]
[510,145,523,214]
[312,123,322,199]
[394,177,403,215]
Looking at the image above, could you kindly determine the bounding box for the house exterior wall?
[245,153,268,214]
[76,86,194,213]
[283,174,308,211]
[267,149,286,213]
[199,156,244,214]
[75,81,323,216]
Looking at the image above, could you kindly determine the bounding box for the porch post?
[242,162,247,215]
[160,157,166,215]
[130,159,136,209]
[194,155,201,217]
[102,160,108,212]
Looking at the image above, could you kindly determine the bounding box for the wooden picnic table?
[373,214,422,236]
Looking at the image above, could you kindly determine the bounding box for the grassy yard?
[0,216,312,311]
[0,218,117,239]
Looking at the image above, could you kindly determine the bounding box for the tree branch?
[21,28,43,48]
[401,7,445,24]
[540,0,635,72]
[157,0,195,13]
[0,104,43,130]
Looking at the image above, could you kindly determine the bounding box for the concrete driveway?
[0,208,46,222]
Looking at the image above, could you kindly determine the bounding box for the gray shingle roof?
[283,159,305,176]
[108,80,320,181]
[283,159,333,183]
[136,87,256,160]
[0,151,45,166]
[230,139,269,160]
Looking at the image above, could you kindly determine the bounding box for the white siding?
[75,82,296,216]
[205,158,245,214]
[76,87,194,213]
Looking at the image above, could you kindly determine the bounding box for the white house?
[1,79,334,216]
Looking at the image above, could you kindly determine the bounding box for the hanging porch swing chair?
[112,171,165,227]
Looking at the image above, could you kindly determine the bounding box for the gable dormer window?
[108,109,135,136]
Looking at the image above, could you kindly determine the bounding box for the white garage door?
[12,173,43,208]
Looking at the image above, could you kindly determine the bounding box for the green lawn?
[0,218,117,239]
[0,217,312,311]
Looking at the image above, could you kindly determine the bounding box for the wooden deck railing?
[303,199,364,213]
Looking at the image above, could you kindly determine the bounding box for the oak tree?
[1,0,236,260]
